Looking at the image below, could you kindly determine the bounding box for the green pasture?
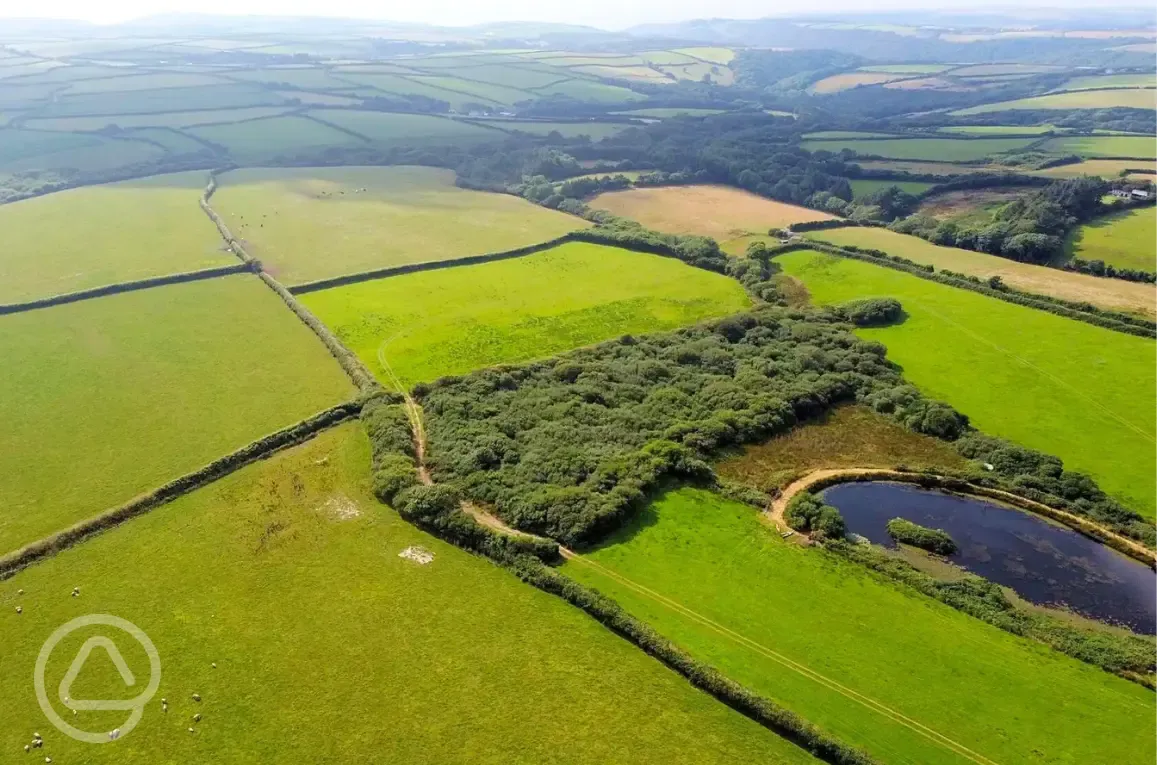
[849,179,936,198]
[1062,206,1157,272]
[953,89,1157,115]
[0,425,815,765]
[531,78,645,103]
[226,66,357,90]
[0,129,164,174]
[188,115,363,159]
[124,127,211,154]
[62,72,228,93]
[672,46,735,64]
[564,487,1155,765]
[212,166,585,285]
[476,119,630,139]
[406,74,533,105]
[1057,73,1156,91]
[1038,135,1157,159]
[773,249,1157,517]
[38,83,287,117]
[23,106,296,131]
[430,63,566,90]
[937,124,1061,135]
[1032,158,1157,179]
[801,136,1037,160]
[302,241,750,387]
[802,131,903,139]
[310,110,503,145]
[859,63,953,74]
[325,71,496,110]
[614,107,726,117]
[0,275,354,555]
[0,172,230,304]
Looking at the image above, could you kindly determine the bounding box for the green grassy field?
[24,106,295,131]
[614,107,726,117]
[0,128,166,173]
[809,72,907,93]
[211,166,586,284]
[530,78,645,103]
[302,241,750,387]
[849,179,936,198]
[188,115,364,160]
[0,172,231,303]
[802,226,1156,316]
[953,89,1157,114]
[773,249,1157,517]
[310,110,503,145]
[0,425,817,765]
[564,487,1155,765]
[39,83,287,117]
[716,404,968,492]
[1057,73,1155,91]
[859,63,954,74]
[802,131,903,139]
[1032,158,1157,179]
[475,119,630,139]
[937,124,1061,135]
[801,136,1037,160]
[1038,135,1157,159]
[1063,206,1157,272]
[0,275,354,554]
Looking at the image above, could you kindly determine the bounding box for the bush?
[372,454,420,505]
[835,297,902,327]
[886,518,957,555]
[784,492,847,539]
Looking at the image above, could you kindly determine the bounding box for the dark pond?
[822,482,1157,634]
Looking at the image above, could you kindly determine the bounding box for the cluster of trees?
[784,492,846,539]
[888,176,1109,263]
[885,518,958,555]
[419,309,919,546]
[1066,257,1156,283]
[833,297,903,327]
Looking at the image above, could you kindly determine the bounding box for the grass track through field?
[563,551,1001,765]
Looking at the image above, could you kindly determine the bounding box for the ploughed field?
[0,426,814,765]
[564,488,1155,765]
[588,184,834,239]
[302,241,751,387]
[0,276,356,554]
[773,249,1157,518]
[209,166,588,285]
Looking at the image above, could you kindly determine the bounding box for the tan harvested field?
[589,185,835,238]
[810,72,904,93]
[804,226,1157,317]
[1031,158,1157,180]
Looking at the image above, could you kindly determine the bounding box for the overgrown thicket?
[889,176,1110,264]
[886,518,957,555]
[829,539,1155,678]
[784,492,846,539]
[420,310,930,546]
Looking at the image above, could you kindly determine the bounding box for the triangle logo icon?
[58,636,137,711]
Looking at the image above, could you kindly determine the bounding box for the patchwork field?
[474,119,630,139]
[1037,135,1157,159]
[716,405,968,492]
[773,249,1157,517]
[849,178,936,199]
[564,487,1155,765]
[0,276,355,555]
[588,185,834,238]
[1057,73,1156,90]
[309,109,504,145]
[188,115,364,160]
[1031,158,1157,179]
[302,241,750,387]
[1062,206,1157,272]
[859,63,954,74]
[613,107,726,117]
[23,106,296,131]
[211,166,587,285]
[0,129,165,174]
[937,124,1060,135]
[803,226,1157,316]
[851,160,1017,176]
[800,136,1038,161]
[0,425,816,765]
[809,72,906,93]
[953,89,1157,114]
[0,172,231,303]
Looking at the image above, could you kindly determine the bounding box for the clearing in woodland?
[773,249,1157,518]
[564,487,1155,765]
[0,172,232,304]
[0,276,355,555]
[210,166,588,285]
[588,184,834,239]
[301,241,750,388]
[803,226,1157,317]
[0,425,818,765]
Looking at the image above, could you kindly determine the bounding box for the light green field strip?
[0,276,355,555]
[1064,206,1157,272]
[0,172,231,304]
[474,119,629,139]
[302,241,751,387]
[0,426,817,765]
[188,115,364,160]
[800,137,1038,161]
[849,179,936,198]
[1037,135,1156,159]
[937,124,1061,135]
[564,488,1156,765]
[803,226,1156,317]
[775,249,1157,517]
[23,106,297,131]
[953,89,1157,115]
[307,109,503,145]
[1056,73,1156,91]
[211,166,586,285]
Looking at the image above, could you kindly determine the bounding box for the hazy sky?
[0,0,1122,29]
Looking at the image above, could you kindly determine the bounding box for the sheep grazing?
[71,587,79,598]
[193,713,202,722]
[15,606,21,614]
[16,589,23,595]
[192,693,201,702]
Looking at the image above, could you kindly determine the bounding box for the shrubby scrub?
[886,517,957,554]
